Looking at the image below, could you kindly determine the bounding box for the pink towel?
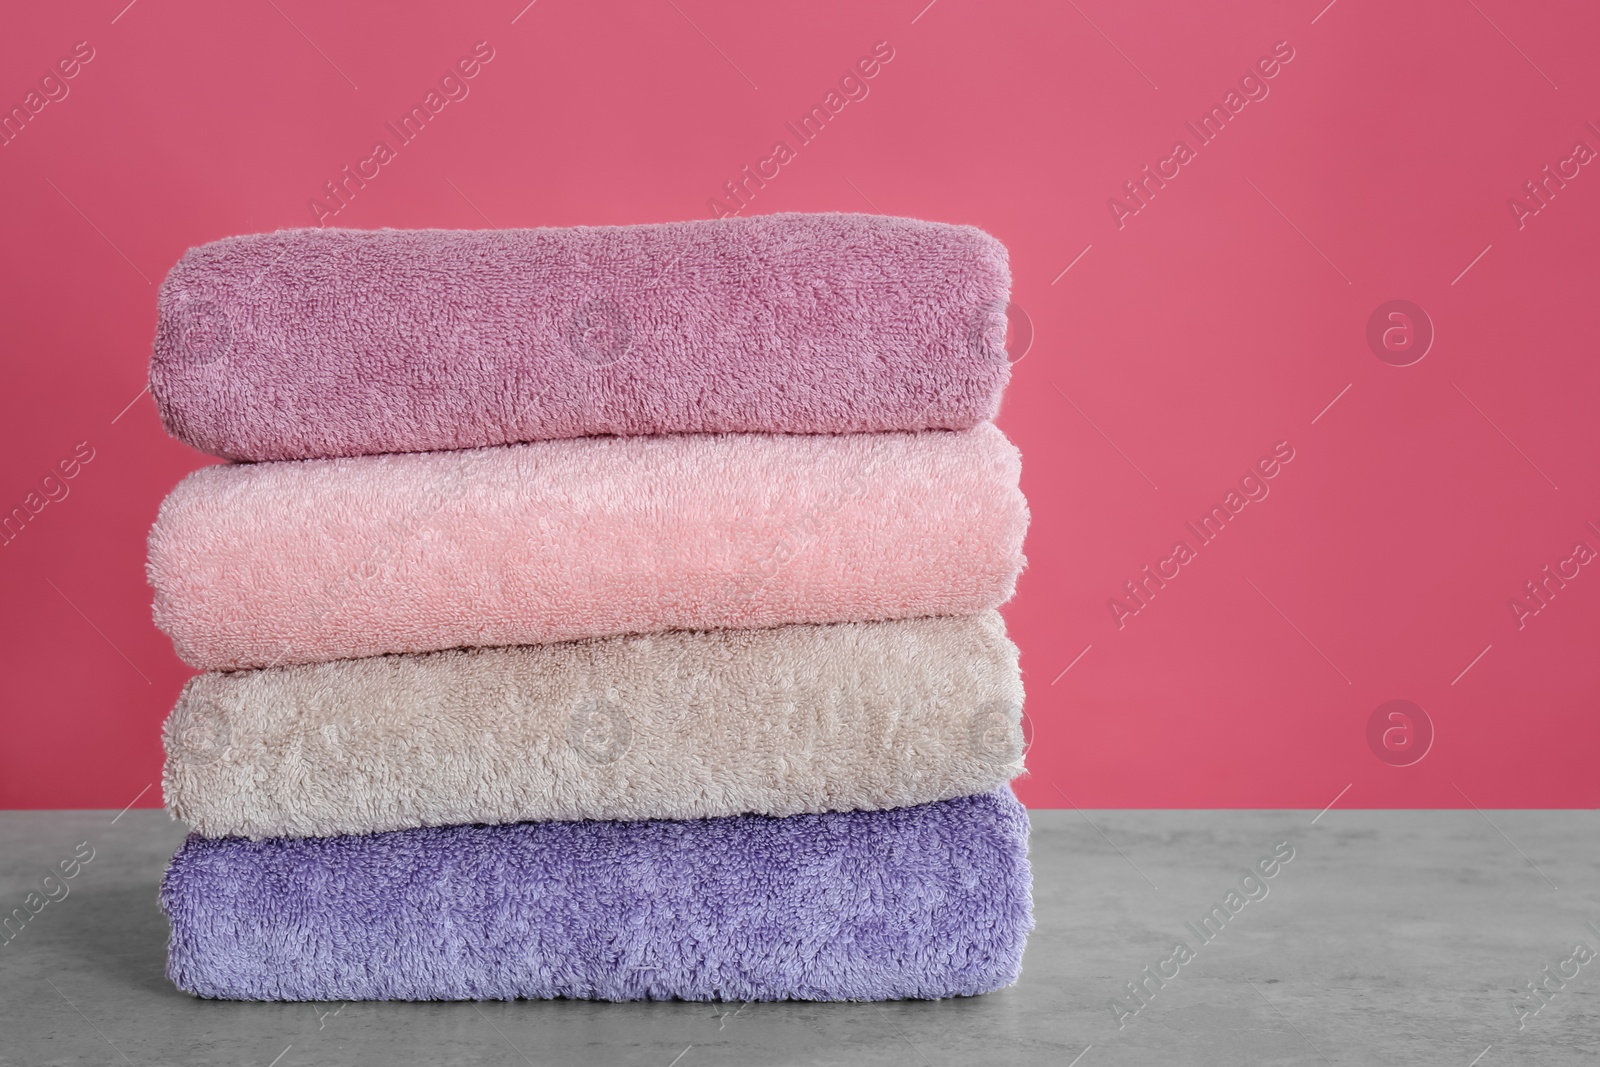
[150,214,1012,461]
[148,425,1027,670]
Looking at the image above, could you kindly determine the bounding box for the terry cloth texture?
[161,787,1033,1002]
[147,424,1028,671]
[149,214,1013,461]
[164,612,1026,840]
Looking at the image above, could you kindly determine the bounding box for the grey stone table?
[2,808,1596,1065]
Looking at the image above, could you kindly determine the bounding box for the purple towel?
[151,214,1012,461]
[161,789,1032,1002]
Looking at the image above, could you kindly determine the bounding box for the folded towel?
[165,612,1025,839]
[149,214,1012,461]
[148,424,1027,671]
[161,787,1032,1001]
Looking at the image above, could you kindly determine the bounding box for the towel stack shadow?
[145,212,1034,1002]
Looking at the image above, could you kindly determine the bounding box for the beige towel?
[165,612,1025,839]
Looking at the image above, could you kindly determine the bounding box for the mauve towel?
[165,613,1025,839]
[147,424,1027,671]
[150,214,1012,461]
[161,788,1032,1001]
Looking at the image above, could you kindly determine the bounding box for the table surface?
[1,808,1596,1066]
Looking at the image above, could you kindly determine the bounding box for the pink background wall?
[2,0,1596,810]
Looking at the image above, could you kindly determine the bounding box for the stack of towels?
[146,213,1033,1002]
